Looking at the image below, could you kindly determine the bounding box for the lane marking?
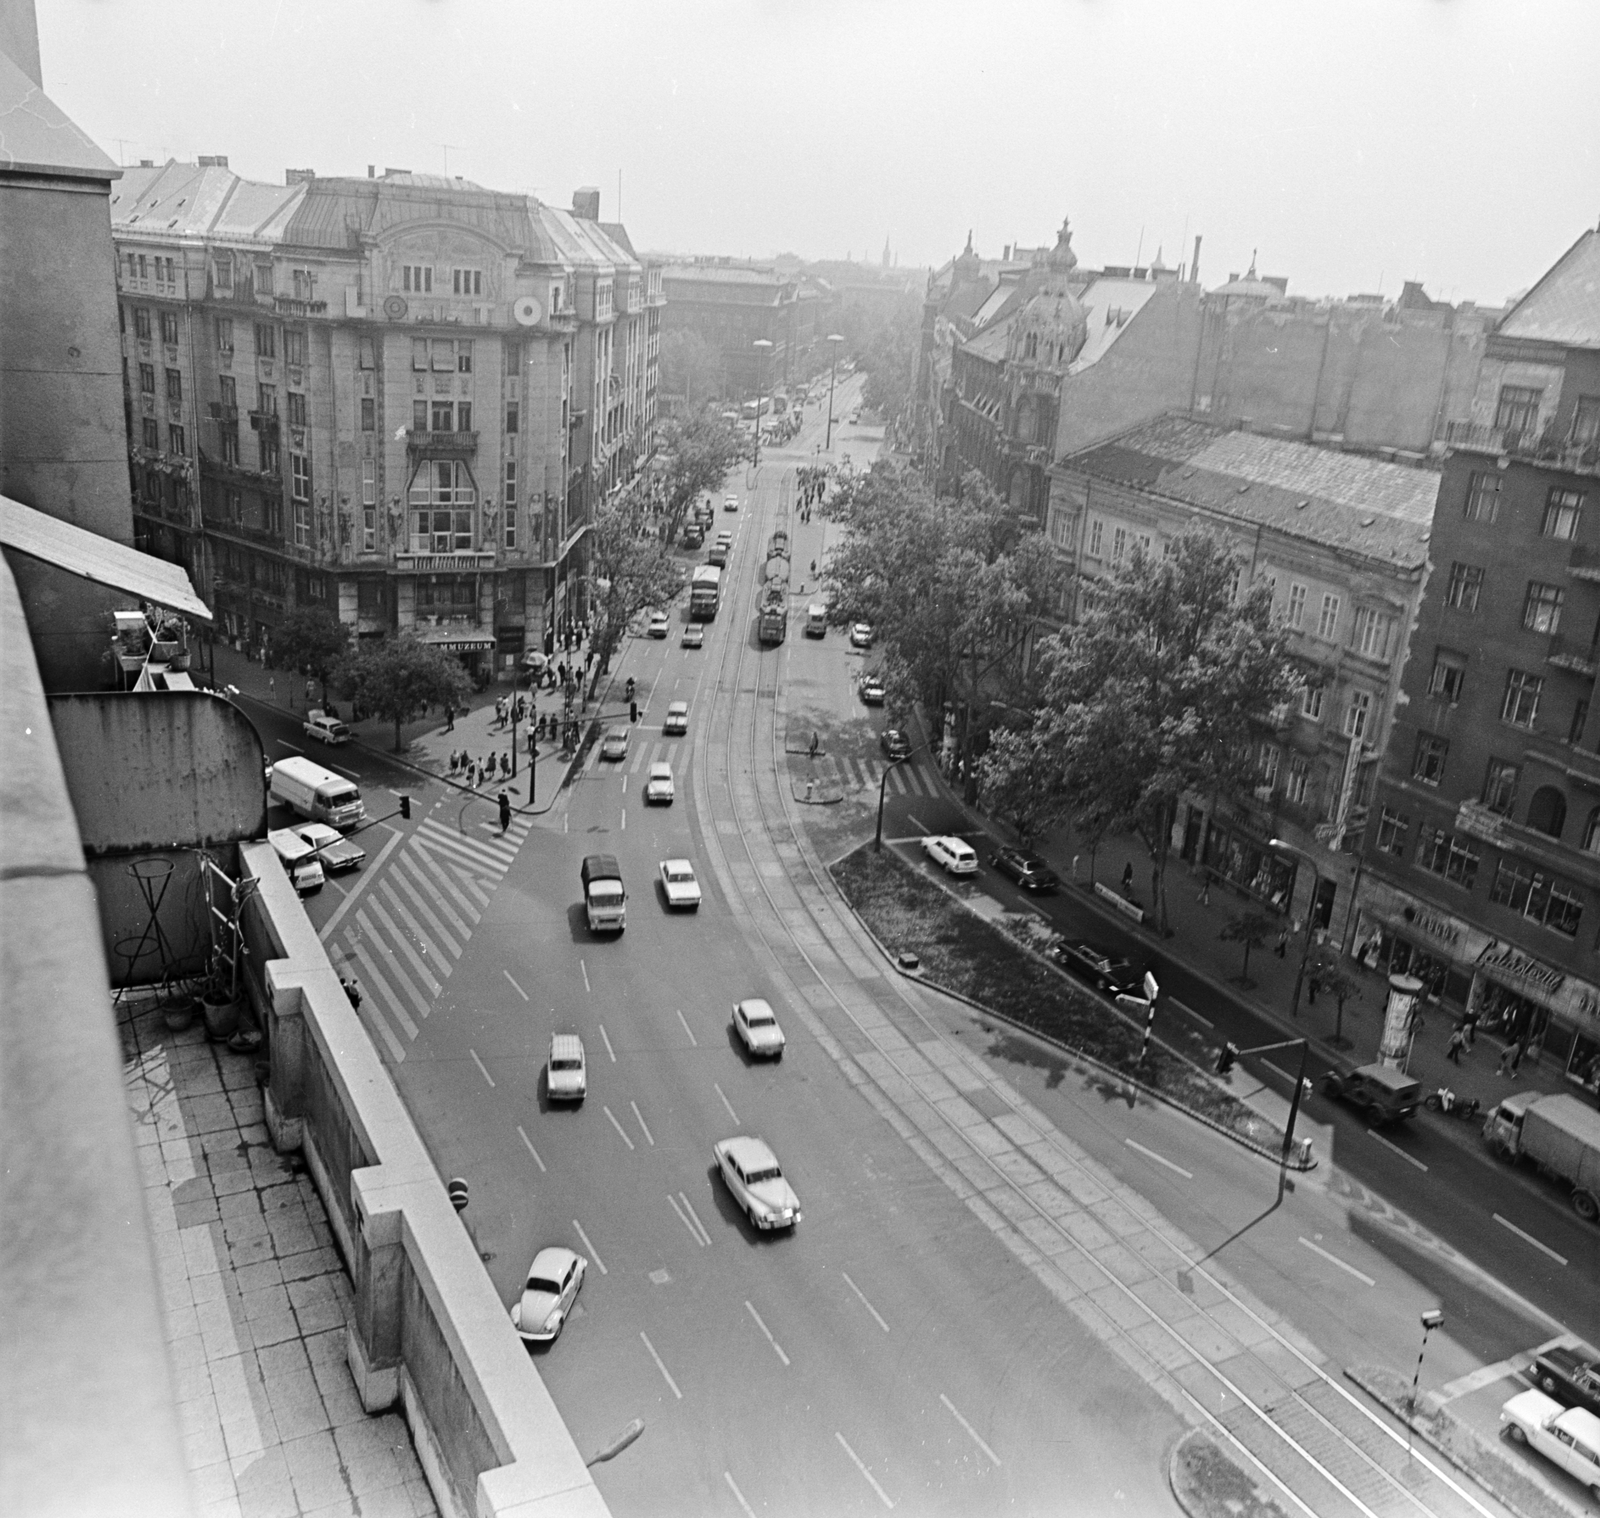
[573,1219,606,1275]
[1171,998,1213,1028]
[940,1393,1001,1466]
[906,814,930,836]
[277,740,303,754]
[599,1023,616,1062]
[668,1193,707,1247]
[1263,1059,1292,1083]
[744,1300,790,1366]
[318,826,404,942]
[328,760,360,780]
[676,1009,697,1046]
[581,959,591,995]
[517,1126,546,1173]
[1125,1139,1194,1179]
[470,1049,495,1088]
[631,1100,656,1146]
[723,1472,756,1518]
[621,807,626,831]
[679,1193,712,1247]
[1298,1236,1376,1287]
[1367,1129,1429,1171]
[603,1106,635,1151]
[715,1082,739,1125]
[834,1432,894,1509]
[842,1272,890,1334]
[640,1333,682,1400]
[1493,1214,1568,1266]
[503,970,528,1001]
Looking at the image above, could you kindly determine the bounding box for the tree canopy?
[272,605,350,698]
[338,635,473,752]
[840,292,921,425]
[585,485,687,683]
[653,407,745,540]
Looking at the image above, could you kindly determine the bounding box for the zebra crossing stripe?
[344,937,418,1047]
[365,896,444,997]
[354,908,434,1019]
[418,818,517,870]
[445,860,493,907]
[378,877,460,965]
[385,867,466,956]
[397,845,483,926]
[412,828,509,880]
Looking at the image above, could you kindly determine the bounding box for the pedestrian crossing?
[583,737,935,797]
[328,811,534,1064]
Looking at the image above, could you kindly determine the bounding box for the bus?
[690,564,723,620]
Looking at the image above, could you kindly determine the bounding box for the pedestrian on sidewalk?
[1197,871,1211,906]
[809,731,820,759]
[1497,1034,1526,1077]
[1307,972,1321,1006]
[1121,861,1134,898]
[498,792,511,833]
[445,702,455,732]
[1274,926,1289,959]
[1446,1024,1466,1064]
[269,676,276,700]
[499,751,511,779]
[1462,1006,1479,1048]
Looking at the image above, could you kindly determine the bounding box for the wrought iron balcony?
[1545,633,1598,678]
[405,430,479,454]
[1438,418,1600,476]
[248,410,279,435]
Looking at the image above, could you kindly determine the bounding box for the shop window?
[1428,650,1466,704]
[1412,733,1448,786]
[1489,859,1583,938]
[1415,827,1480,889]
[1525,786,1567,840]
[1481,759,1519,816]
[1375,807,1408,856]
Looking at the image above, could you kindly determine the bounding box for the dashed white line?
[621,807,626,831]
[906,814,930,837]
[939,1393,1001,1466]
[631,1100,655,1146]
[503,970,528,1001]
[676,1009,697,1046]
[598,1023,616,1062]
[841,1271,889,1333]
[580,959,591,994]
[1493,1214,1568,1266]
[603,1106,635,1151]
[668,1192,707,1246]
[744,1300,790,1366]
[1367,1129,1429,1171]
[835,1431,894,1509]
[517,1125,546,1173]
[723,1472,756,1518]
[470,1049,495,1088]
[640,1332,682,1400]
[679,1192,712,1247]
[277,741,303,754]
[715,1082,739,1124]
[1171,998,1213,1028]
[573,1219,606,1275]
[1125,1138,1194,1179]
[1298,1236,1376,1287]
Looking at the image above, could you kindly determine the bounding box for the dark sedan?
[1051,940,1143,997]
[989,848,1060,892]
[880,728,912,761]
[1530,1347,1600,1417]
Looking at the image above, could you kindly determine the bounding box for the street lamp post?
[751,338,774,467]
[1407,1309,1444,1458]
[874,754,909,852]
[1269,837,1325,1022]
[823,333,845,451]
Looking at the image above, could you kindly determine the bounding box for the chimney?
[368,164,376,179]
[1191,235,1202,286]
[139,159,153,168]
[285,168,315,185]
[572,187,601,221]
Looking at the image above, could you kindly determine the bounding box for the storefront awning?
[415,629,494,652]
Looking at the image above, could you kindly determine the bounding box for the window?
[1444,562,1483,612]
[1112,526,1127,564]
[1412,733,1448,786]
[1489,860,1582,937]
[165,369,182,406]
[292,268,313,301]
[360,397,375,432]
[431,399,455,432]
[505,402,519,434]
[457,401,472,432]
[1541,488,1584,541]
[216,317,233,353]
[504,505,516,551]
[358,336,375,370]
[1257,744,1280,787]
[1572,700,1591,748]
[134,307,151,340]
[1317,593,1340,641]
[432,340,455,373]
[1281,582,1304,629]
[1429,650,1467,704]
[258,431,279,474]
[138,362,155,394]
[1352,607,1394,660]
[408,460,477,551]
[286,392,306,428]
[160,310,179,346]
[1583,806,1600,855]
[360,458,377,508]
[1088,519,1103,558]
[1300,684,1324,721]
[452,268,482,296]
[226,490,242,524]
[220,428,238,466]
[1526,785,1567,839]
[1501,669,1543,728]
[141,417,159,450]
[284,329,306,367]
[137,254,147,280]
[1463,471,1499,522]
[219,375,236,409]
[1522,581,1563,634]
[290,452,311,503]
[1344,690,1373,741]
[254,323,276,358]
[1494,384,1542,436]
[1573,395,1600,446]
[503,457,517,507]
[1481,759,1519,815]
[1284,755,1310,805]
[257,384,277,415]
[213,254,232,292]
[1376,807,1409,857]
[403,264,433,294]
[168,423,185,456]
[1416,827,1480,889]
[411,338,430,372]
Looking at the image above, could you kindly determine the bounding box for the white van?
[804,604,828,638]
[269,756,365,830]
[267,827,326,895]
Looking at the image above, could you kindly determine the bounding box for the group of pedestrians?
[1438,1004,1536,1078]
[448,749,511,788]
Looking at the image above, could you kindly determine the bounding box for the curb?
[1168,1430,1293,1518]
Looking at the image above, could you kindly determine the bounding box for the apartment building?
[1356,225,1600,1092]
[111,162,659,673]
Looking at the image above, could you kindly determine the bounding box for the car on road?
[1051,940,1142,996]
[658,858,702,910]
[600,727,629,761]
[510,1246,587,1344]
[713,1135,801,1230]
[1500,1390,1600,1497]
[723,493,739,511]
[859,675,886,705]
[292,822,365,873]
[681,523,704,549]
[645,762,675,804]
[546,1034,586,1102]
[663,700,689,735]
[921,835,978,875]
[1529,1349,1600,1417]
[647,610,671,638]
[850,622,874,648]
[733,997,785,1059]
[990,847,1059,892]
[880,728,912,761]
[302,709,351,746]
[681,624,704,649]
[1318,1061,1422,1126]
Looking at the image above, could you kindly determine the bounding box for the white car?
[663,700,689,735]
[681,625,704,649]
[850,623,874,649]
[733,997,785,1059]
[509,1246,587,1344]
[600,726,629,761]
[647,610,670,638]
[713,1136,801,1230]
[659,858,702,910]
[723,493,739,512]
[1501,1389,1600,1498]
[921,835,978,875]
[302,710,351,745]
[293,822,365,873]
[546,1033,586,1102]
[645,762,675,804]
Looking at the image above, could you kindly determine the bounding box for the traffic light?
[447,1177,469,1213]
[399,794,411,820]
[1215,1042,1238,1076]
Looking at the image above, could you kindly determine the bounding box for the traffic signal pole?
[1215,1035,1312,1163]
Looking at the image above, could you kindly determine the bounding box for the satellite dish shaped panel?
[512,295,542,327]
[382,295,407,320]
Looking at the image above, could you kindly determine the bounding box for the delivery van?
[804,603,828,638]
[267,827,326,895]
[269,755,366,830]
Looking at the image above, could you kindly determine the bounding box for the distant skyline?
[35,0,1600,307]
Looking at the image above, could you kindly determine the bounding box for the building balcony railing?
[405,430,478,455]
[207,401,239,422]
[1569,544,1600,585]
[1545,633,1598,679]
[393,550,496,572]
[1438,418,1600,476]
[273,296,327,317]
[200,454,284,494]
[248,410,279,435]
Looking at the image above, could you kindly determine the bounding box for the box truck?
[269,756,366,830]
[581,854,626,932]
[1483,1091,1600,1222]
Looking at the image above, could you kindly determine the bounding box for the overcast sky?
[38,0,1600,304]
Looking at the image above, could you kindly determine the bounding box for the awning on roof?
[1,494,211,621]
[414,628,494,652]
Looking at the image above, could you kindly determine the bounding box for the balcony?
[1438,418,1600,477]
[1570,544,1600,585]
[273,296,327,317]
[200,453,283,494]
[1545,633,1598,679]
[248,410,279,436]
[405,430,479,456]
[393,550,496,572]
[208,401,239,422]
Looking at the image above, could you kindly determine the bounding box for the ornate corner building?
[111,162,660,673]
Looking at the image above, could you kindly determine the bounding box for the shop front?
[1200,811,1296,913]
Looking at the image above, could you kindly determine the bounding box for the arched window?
[1583,806,1600,855]
[1525,785,1567,839]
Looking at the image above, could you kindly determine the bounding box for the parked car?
[733,997,785,1059]
[990,847,1058,892]
[713,1136,801,1230]
[302,709,351,746]
[850,622,874,648]
[1500,1390,1600,1498]
[645,762,675,804]
[921,835,978,875]
[647,610,671,638]
[509,1246,587,1344]
[546,1034,587,1103]
[658,858,702,910]
[663,700,689,735]
[1319,1061,1422,1126]
[682,625,704,649]
[600,727,629,761]
[1530,1348,1600,1417]
[292,822,365,873]
[880,728,912,761]
[859,675,886,705]
[1051,940,1142,996]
